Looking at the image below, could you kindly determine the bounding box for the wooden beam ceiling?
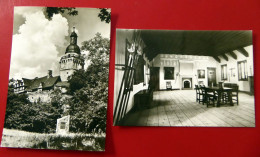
[140,30,252,61]
[229,51,237,59]
[213,56,221,63]
[222,54,228,61]
[237,48,249,57]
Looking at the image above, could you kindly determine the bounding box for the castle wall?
[27,90,53,103]
[60,69,75,82]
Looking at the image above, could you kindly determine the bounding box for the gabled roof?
[22,78,33,87]
[24,76,61,91]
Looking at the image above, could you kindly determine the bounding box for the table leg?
[228,91,234,106]
[217,90,221,107]
[203,90,207,105]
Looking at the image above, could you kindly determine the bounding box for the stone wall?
[27,90,52,103]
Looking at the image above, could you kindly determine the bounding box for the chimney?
[48,70,53,78]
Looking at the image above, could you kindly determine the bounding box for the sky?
[10,7,111,80]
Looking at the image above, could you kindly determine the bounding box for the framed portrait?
[197,69,205,79]
[164,67,175,80]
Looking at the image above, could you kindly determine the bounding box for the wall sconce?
[229,68,235,77]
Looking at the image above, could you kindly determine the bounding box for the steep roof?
[24,76,61,91]
[22,78,33,87]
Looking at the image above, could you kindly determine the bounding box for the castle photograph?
[1,7,111,151]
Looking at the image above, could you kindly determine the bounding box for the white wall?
[216,45,254,92]
[152,54,218,90]
[114,29,149,120]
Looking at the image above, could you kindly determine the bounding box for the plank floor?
[120,90,255,127]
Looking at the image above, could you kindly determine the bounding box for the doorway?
[207,67,216,86]
[150,67,160,91]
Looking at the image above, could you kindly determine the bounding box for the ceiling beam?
[222,54,228,61]
[213,56,221,63]
[237,48,249,57]
[229,51,237,60]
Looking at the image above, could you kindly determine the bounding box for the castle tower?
[59,27,85,82]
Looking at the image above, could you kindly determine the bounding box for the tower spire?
[64,27,80,54]
[70,27,77,44]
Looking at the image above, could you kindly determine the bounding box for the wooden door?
[207,67,216,86]
[150,67,160,91]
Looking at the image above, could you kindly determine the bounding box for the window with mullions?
[221,64,227,80]
[237,60,248,81]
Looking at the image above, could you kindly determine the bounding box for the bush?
[4,89,62,133]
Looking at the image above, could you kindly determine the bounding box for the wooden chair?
[205,88,218,107]
[166,81,172,90]
[223,84,239,105]
[195,85,201,103]
[199,86,206,104]
[232,86,239,105]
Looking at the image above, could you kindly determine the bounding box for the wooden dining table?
[205,86,234,107]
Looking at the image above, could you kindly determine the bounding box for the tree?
[4,87,31,129]
[4,85,63,133]
[45,7,78,19]
[44,7,111,23]
[67,69,88,94]
[98,9,111,23]
[68,33,110,133]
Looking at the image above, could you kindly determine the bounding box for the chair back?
[195,85,200,93]
[200,86,206,94]
[231,85,239,94]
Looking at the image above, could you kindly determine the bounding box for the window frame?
[221,64,228,80]
[237,60,248,81]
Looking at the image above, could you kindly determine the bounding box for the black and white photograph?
[113,29,255,127]
[1,7,111,151]
[198,69,205,79]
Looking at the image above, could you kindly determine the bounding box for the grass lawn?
[1,128,105,151]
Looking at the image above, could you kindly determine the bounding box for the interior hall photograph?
[113,29,255,127]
